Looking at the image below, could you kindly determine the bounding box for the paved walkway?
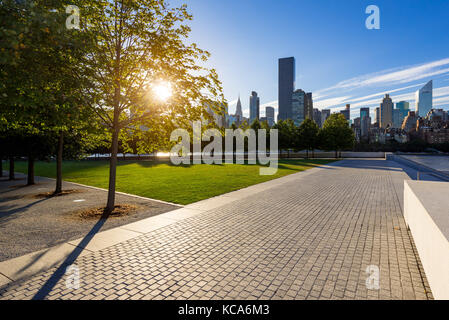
[0,159,434,299]
[0,174,178,262]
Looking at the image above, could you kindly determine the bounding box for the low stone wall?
[404,180,449,299]
[87,151,386,161]
[280,151,385,158]
[390,155,449,181]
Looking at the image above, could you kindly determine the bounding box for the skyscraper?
[340,104,350,120]
[321,109,331,126]
[265,106,275,127]
[396,101,410,118]
[313,108,322,127]
[375,107,380,125]
[360,107,371,138]
[278,57,295,121]
[249,91,260,123]
[305,92,313,120]
[291,89,306,126]
[235,95,243,119]
[416,80,433,117]
[392,109,402,128]
[380,94,393,128]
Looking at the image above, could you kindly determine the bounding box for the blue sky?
[173,0,449,120]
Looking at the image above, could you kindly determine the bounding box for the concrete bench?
[404,180,449,299]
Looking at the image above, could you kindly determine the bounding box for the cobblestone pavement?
[0,159,433,300]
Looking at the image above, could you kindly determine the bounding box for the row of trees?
[273,114,355,158]
[183,113,354,157]
[0,0,224,213]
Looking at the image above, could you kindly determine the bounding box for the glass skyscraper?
[415,80,433,118]
[291,89,305,126]
[360,107,371,138]
[394,101,410,128]
[249,91,260,124]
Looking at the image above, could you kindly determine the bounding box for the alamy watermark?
[365,5,380,30]
[66,5,80,30]
[65,264,80,289]
[170,121,279,175]
[365,265,380,290]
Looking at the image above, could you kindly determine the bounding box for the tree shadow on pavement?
[32,210,111,300]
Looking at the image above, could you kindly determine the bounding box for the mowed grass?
[7,159,335,205]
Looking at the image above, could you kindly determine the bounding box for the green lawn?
[6,159,335,205]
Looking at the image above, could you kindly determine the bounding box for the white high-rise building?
[415,80,433,117]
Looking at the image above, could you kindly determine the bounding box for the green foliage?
[273,119,296,151]
[78,0,225,148]
[319,113,355,153]
[250,118,261,131]
[0,0,103,159]
[296,118,319,152]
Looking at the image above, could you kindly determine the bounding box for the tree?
[0,0,99,190]
[297,118,319,158]
[273,119,296,157]
[79,0,224,213]
[319,113,355,158]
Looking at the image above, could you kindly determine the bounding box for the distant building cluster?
[350,80,449,144]
[278,57,314,126]
[206,58,448,145]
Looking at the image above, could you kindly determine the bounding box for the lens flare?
[152,82,172,101]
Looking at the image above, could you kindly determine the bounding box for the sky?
[172,0,449,120]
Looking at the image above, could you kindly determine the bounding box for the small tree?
[80,0,224,213]
[319,113,354,158]
[297,118,319,159]
[273,119,296,157]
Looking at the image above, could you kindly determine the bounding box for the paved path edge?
[0,162,336,289]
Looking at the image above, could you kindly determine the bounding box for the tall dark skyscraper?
[249,91,260,123]
[278,57,295,121]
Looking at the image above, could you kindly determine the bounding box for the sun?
[152,81,172,101]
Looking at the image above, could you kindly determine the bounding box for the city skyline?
[173,0,449,120]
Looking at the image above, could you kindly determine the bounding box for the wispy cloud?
[227,57,449,118]
[313,57,449,113]
[317,57,449,93]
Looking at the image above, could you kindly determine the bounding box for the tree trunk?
[306,149,309,159]
[106,36,123,214]
[106,110,119,214]
[0,158,3,177]
[335,150,338,159]
[9,157,14,180]
[27,156,35,185]
[55,131,64,194]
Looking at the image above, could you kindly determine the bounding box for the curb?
[0,161,336,290]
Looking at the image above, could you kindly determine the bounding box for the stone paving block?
[0,159,433,300]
